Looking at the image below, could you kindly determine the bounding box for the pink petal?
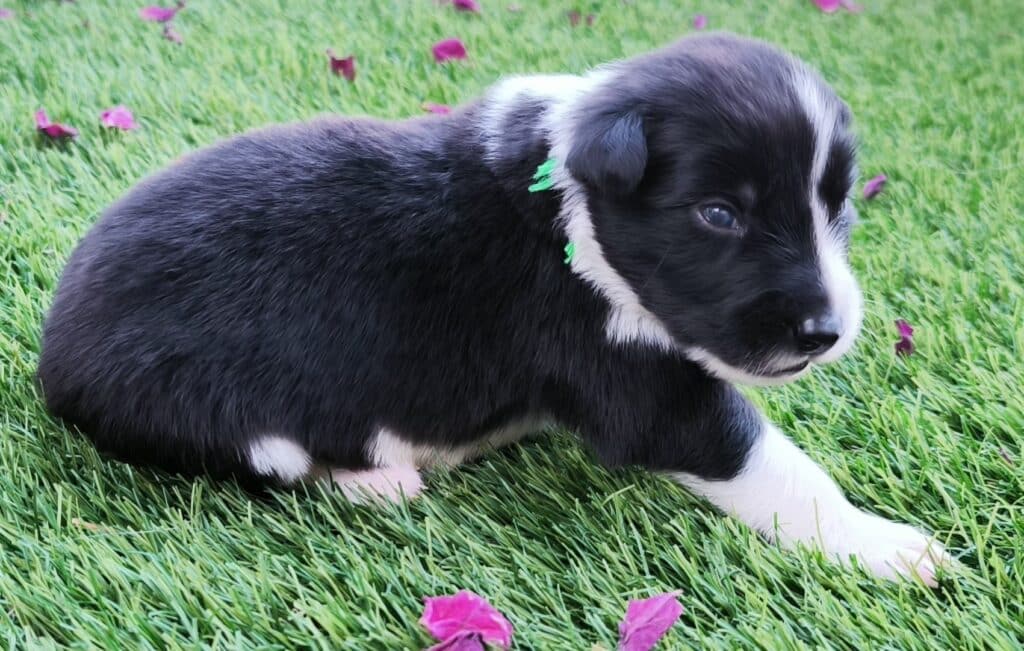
[420,590,513,648]
[35,109,78,139]
[452,0,480,12]
[585,13,596,26]
[100,105,138,130]
[162,24,182,43]
[567,10,581,27]
[862,173,887,199]
[895,319,914,338]
[138,2,183,22]
[692,14,708,30]
[618,591,684,651]
[0,8,14,19]
[426,631,486,651]
[812,0,842,12]
[422,103,452,115]
[326,49,356,81]
[432,38,467,63]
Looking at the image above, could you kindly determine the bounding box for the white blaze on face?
[791,68,864,363]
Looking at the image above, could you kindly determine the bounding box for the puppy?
[37,33,950,584]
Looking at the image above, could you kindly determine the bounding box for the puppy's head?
[567,34,862,385]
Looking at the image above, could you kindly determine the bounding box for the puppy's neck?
[475,70,679,354]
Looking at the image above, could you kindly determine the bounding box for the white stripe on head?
[791,67,864,362]
[481,72,677,352]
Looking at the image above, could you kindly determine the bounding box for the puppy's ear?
[565,109,647,197]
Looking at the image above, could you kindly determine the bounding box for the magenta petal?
[0,8,14,19]
[862,173,888,199]
[100,105,138,130]
[567,10,581,27]
[432,38,467,63]
[326,49,356,81]
[138,4,181,22]
[35,109,78,139]
[585,13,596,26]
[420,591,513,648]
[894,336,914,356]
[618,591,684,651]
[452,0,480,12]
[812,0,842,12]
[692,14,708,30]
[423,103,452,115]
[895,319,914,338]
[426,631,486,651]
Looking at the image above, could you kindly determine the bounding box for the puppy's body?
[38,34,949,583]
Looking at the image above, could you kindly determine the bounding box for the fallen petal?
[894,336,914,356]
[100,105,138,130]
[692,14,708,30]
[0,8,14,19]
[426,631,486,651]
[422,103,452,115]
[452,0,480,12]
[586,13,596,26]
[895,319,914,338]
[138,2,183,22]
[862,173,887,199]
[326,49,356,81]
[812,0,842,12]
[567,10,581,26]
[432,38,467,63]
[420,590,513,649]
[35,109,78,139]
[162,24,182,43]
[618,591,684,651]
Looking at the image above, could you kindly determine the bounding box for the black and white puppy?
[38,33,949,584]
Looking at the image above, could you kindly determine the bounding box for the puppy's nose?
[794,312,841,355]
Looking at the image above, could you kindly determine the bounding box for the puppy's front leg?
[675,419,951,586]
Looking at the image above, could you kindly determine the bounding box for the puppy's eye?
[698,203,740,231]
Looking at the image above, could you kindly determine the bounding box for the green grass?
[1,0,1022,648]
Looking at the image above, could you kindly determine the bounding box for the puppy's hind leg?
[330,466,424,504]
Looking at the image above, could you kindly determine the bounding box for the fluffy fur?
[37,33,948,584]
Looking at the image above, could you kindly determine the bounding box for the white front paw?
[791,506,952,586]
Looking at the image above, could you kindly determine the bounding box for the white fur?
[367,417,550,470]
[481,73,677,352]
[331,466,423,503]
[247,436,312,483]
[791,68,864,363]
[683,347,810,387]
[674,422,950,585]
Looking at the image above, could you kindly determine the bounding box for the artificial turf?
[1,0,1022,648]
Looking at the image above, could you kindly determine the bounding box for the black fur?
[37,33,855,485]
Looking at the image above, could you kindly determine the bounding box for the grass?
[1,0,1022,648]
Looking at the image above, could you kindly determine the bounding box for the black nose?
[794,313,841,355]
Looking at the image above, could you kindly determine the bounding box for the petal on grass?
[568,10,581,26]
[420,591,513,649]
[452,0,480,12]
[426,631,486,651]
[0,8,14,19]
[422,103,452,115]
[862,173,887,199]
[326,49,356,81]
[100,105,138,130]
[35,109,78,139]
[618,591,684,651]
[432,38,467,63]
[894,319,915,356]
[139,2,183,22]
[812,0,842,12]
[692,14,708,30]
[163,24,182,43]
